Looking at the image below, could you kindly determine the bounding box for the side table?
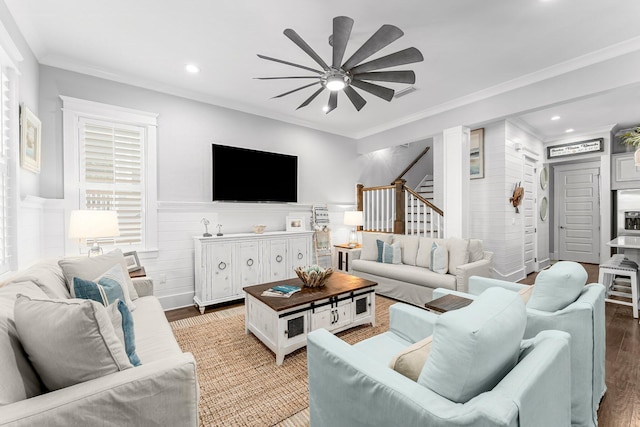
[333,244,361,273]
[425,294,473,314]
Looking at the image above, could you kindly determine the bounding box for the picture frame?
[470,128,484,179]
[286,216,305,232]
[123,251,142,272]
[20,105,42,174]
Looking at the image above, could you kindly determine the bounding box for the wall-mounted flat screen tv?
[212,144,298,202]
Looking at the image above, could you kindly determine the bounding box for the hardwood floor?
[165,263,640,425]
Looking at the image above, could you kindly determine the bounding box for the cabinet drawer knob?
[246,258,254,267]
[297,252,303,260]
[276,255,283,263]
[218,262,227,270]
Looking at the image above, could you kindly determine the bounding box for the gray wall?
[38,65,359,205]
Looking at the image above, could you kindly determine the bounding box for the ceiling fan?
[257,16,424,114]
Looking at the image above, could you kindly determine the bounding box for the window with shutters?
[62,97,158,255]
[0,65,17,275]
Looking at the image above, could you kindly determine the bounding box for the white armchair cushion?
[418,287,526,403]
[14,295,132,391]
[527,261,587,312]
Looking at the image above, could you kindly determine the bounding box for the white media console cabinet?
[193,231,314,313]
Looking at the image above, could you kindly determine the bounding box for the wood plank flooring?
[165,263,640,426]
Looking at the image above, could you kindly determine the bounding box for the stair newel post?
[356,184,364,231]
[393,179,406,235]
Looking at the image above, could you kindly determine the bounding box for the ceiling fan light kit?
[257,16,423,114]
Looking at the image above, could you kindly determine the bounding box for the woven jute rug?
[170,295,394,427]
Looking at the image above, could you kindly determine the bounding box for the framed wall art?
[286,216,305,232]
[123,251,142,272]
[470,128,484,179]
[20,105,42,174]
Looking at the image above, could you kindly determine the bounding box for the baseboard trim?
[537,258,552,270]
[492,267,526,283]
[158,291,195,311]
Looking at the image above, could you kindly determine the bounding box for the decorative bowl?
[253,224,267,234]
[295,265,334,288]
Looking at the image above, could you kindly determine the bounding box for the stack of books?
[261,284,301,298]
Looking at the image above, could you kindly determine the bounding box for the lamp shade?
[344,211,363,227]
[69,210,120,239]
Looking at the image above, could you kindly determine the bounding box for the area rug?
[170,295,393,427]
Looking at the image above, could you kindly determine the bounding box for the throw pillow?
[361,232,392,261]
[468,239,485,263]
[392,234,420,266]
[73,266,126,307]
[376,239,402,264]
[429,242,448,274]
[58,249,139,301]
[389,335,432,381]
[106,300,141,367]
[0,282,47,405]
[518,285,535,304]
[418,287,526,403]
[446,237,469,274]
[415,237,436,268]
[14,295,132,391]
[527,261,587,312]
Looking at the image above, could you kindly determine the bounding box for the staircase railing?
[356,179,444,237]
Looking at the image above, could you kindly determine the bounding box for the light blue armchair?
[308,302,572,427]
[432,262,606,427]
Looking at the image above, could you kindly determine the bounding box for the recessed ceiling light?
[322,105,329,112]
[551,115,561,121]
[185,64,200,74]
[565,128,575,133]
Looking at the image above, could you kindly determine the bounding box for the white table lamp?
[69,210,120,256]
[344,211,363,248]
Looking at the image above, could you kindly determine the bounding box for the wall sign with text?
[546,138,604,159]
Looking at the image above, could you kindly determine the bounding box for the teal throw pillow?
[430,242,448,274]
[115,300,141,367]
[376,239,401,264]
[74,276,125,307]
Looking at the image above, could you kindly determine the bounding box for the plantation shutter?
[79,118,146,247]
[0,66,15,274]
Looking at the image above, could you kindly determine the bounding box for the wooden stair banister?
[393,179,405,234]
[404,187,443,216]
[391,146,430,184]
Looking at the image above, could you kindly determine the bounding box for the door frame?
[552,160,601,263]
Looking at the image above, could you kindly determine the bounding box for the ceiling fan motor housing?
[322,68,351,91]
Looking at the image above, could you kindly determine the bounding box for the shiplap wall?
[21,201,353,309]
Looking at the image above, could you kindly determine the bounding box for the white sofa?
[0,258,199,426]
[350,232,493,306]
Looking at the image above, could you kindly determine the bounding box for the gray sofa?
[0,258,199,426]
[351,232,493,306]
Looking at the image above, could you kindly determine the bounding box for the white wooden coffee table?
[243,272,377,365]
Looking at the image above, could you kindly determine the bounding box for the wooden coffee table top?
[425,294,473,314]
[243,272,377,312]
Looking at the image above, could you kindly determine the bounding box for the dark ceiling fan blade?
[257,54,323,74]
[349,47,424,74]
[342,24,404,70]
[297,87,324,110]
[255,76,321,80]
[332,16,354,68]
[353,70,415,84]
[283,29,329,71]
[326,91,338,114]
[350,80,394,102]
[343,86,366,111]
[272,81,320,99]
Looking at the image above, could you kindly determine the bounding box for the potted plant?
[619,126,640,165]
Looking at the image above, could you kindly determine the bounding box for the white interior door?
[523,156,537,275]
[555,164,600,263]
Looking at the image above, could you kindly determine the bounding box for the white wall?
[35,65,365,308]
